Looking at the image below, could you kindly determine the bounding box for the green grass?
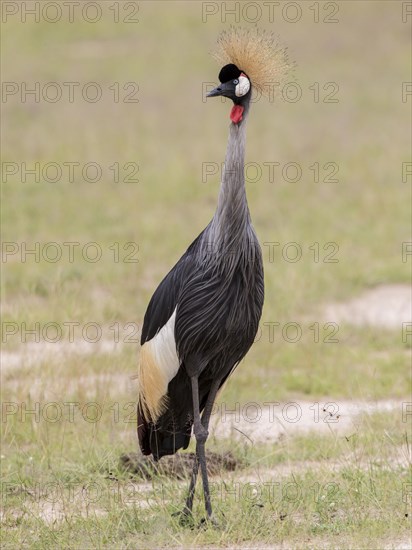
[2,410,411,548]
[1,1,411,548]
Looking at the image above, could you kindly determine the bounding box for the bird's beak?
[206,81,233,98]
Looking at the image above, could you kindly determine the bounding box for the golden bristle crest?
[212,27,293,97]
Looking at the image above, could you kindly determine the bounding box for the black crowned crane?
[137,28,290,521]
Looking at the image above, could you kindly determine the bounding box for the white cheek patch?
[235,75,250,97]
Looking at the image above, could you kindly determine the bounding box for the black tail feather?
[150,425,191,461]
[137,401,192,459]
[137,364,235,459]
[137,404,151,455]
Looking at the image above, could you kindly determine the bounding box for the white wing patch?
[235,75,250,97]
[137,309,180,422]
[147,309,179,381]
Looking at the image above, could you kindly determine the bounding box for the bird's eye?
[233,79,239,85]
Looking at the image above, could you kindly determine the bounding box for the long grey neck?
[209,100,251,247]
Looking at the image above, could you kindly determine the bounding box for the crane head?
[207,63,251,103]
[207,63,252,123]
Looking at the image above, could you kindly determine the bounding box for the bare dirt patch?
[1,340,124,372]
[5,371,135,401]
[322,284,411,328]
[119,450,240,479]
[210,399,404,444]
[0,489,108,526]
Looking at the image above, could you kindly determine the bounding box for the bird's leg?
[183,377,221,515]
[200,377,221,431]
[181,375,205,516]
[191,375,212,518]
[183,376,222,520]
[197,377,222,525]
[183,447,199,515]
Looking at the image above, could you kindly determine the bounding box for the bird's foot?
[172,507,194,527]
[198,513,220,529]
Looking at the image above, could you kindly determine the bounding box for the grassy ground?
[1,1,411,548]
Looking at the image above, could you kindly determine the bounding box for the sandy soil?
[210,399,405,443]
[322,284,411,329]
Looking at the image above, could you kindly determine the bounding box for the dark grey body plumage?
[139,220,264,458]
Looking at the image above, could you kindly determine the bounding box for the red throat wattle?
[230,104,244,124]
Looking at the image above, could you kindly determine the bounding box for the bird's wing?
[140,245,199,345]
[137,230,206,446]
